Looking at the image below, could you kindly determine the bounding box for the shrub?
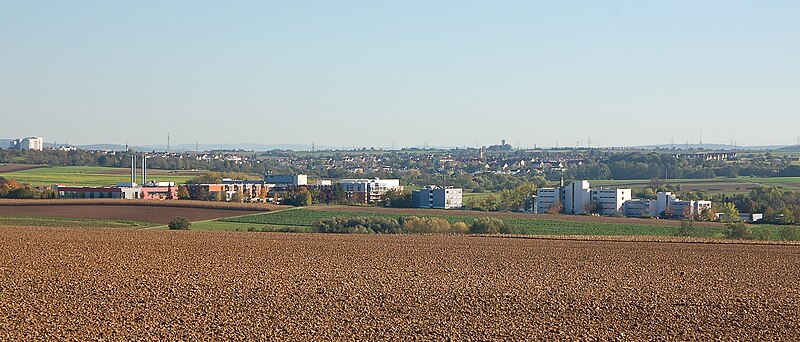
[725,221,752,240]
[168,217,191,230]
[780,226,799,241]
[468,217,518,234]
[450,221,469,234]
[312,216,401,234]
[401,216,451,233]
[676,219,696,237]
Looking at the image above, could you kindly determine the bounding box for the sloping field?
[307,205,721,227]
[0,166,201,186]
[0,228,798,340]
[0,164,46,173]
[0,205,261,224]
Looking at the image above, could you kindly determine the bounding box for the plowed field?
[0,205,258,224]
[1,228,798,340]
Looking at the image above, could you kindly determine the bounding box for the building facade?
[264,174,308,186]
[338,178,402,204]
[10,137,44,151]
[412,185,463,209]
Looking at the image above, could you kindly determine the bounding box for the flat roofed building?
[10,137,44,151]
[412,185,463,209]
[264,174,308,186]
[338,178,402,204]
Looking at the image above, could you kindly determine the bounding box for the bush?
[676,219,696,237]
[468,217,518,234]
[725,221,752,240]
[779,226,799,241]
[313,216,401,234]
[450,221,469,234]
[401,216,451,233]
[168,217,191,230]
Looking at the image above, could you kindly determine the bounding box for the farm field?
[213,206,788,240]
[0,217,155,229]
[0,205,265,224]
[0,228,798,339]
[0,166,204,187]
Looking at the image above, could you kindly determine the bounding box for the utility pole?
[167,132,170,153]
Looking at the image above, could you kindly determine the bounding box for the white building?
[535,188,560,213]
[562,180,592,214]
[536,180,630,216]
[264,174,308,186]
[591,188,631,216]
[10,137,44,151]
[412,185,463,209]
[338,178,402,204]
[623,192,712,218]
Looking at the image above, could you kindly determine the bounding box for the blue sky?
[2,1,799,148]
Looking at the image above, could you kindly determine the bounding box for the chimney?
[141,155,147,185]
[131,155,135,184]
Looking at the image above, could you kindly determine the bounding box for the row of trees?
[0,177,53,199]
[311,216,517,234]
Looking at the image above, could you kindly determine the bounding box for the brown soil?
[0,229,797,340]
[0,164,46,173]
[0,205,260,224]
[311,205,724,227]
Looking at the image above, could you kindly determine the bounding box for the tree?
[545,200,563,214]
[214,191,224,202]
[230,190,244,203]
[450,221,469,234]
[177,186,190,200]
[401,217,451,233]
[700,206,717,221]
[583,201,603,215]
[648,177,665,192]
[676,218,697,237]
[719,202,740,222]
[284,188,312,206]
[725,221,752,239]
[499,183,538,212]
[168,217,191,230]
[380,189,412,208]
[468,217,518,234]
[258,186,268,202]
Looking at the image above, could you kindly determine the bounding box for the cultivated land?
[0,166,203,187]
[0,204,266,224]
[0,228,798,340]
[212,206,786,240]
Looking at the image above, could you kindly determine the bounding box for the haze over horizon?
[2,1,799,148]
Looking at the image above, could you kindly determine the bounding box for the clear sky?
[2,1,799,148]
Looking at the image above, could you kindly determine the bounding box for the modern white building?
[9,137,44,151]
[338,178,402,204]
[623,192,712,218]
[535,188,560,213]
[591,188,631,216]
[412,185,463,209]
[536,180,627,215]
[264,174,308,186]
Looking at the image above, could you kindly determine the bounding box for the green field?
[0,216,156,229]
[212,208,792,240]
[0,166,199,186]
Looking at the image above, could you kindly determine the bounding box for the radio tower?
[167,133,170,153]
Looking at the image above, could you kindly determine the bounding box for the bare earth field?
[0,164,46,173]
[312,205,723,227]
[0,205,259,224]
[1,228,798,340]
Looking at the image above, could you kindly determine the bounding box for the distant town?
[2,135,800,226]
